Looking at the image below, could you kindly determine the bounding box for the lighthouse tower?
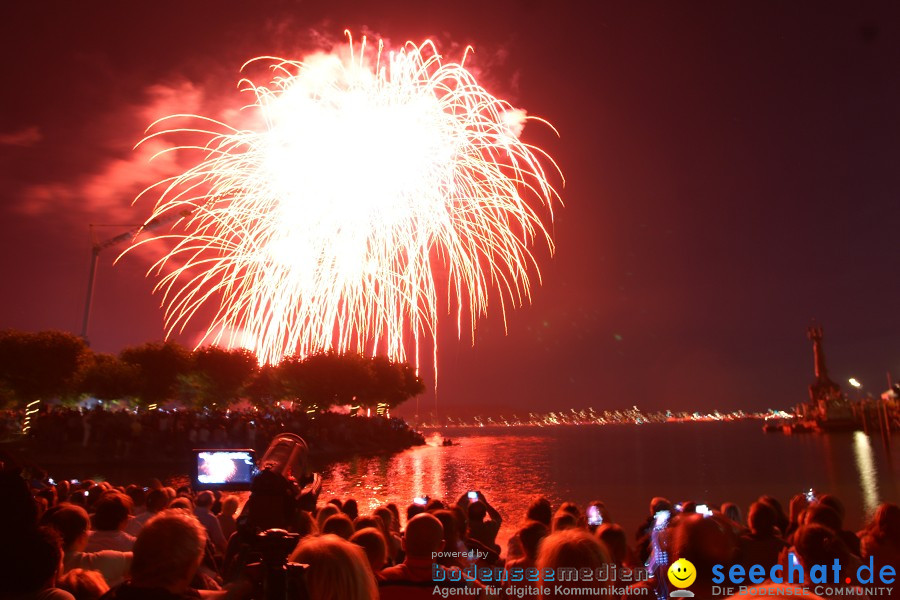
[807,325,842,407]
[805,325,856,429]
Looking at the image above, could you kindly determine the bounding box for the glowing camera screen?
[194,450,256,489]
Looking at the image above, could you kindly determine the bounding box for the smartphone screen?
[654,510,670,528]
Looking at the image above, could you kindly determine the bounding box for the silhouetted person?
[87,493,135,552]
[321,513,354,540]
[57,568,109,600]
[506,521,548,571]
[537,529,612,600]
[758,495,790,536]
[860,503,900,573]
[637,514,738,600]
[635,497,672,542]
[738,501,787,571]
[42,503,132,587]
[721,502,743,528]
[315,504,339,531]
[2,527,75,600]
[465,491,502,553]
[341,498,359,520]
[353,516,381,532]
[216,495,239,543]
[551,511,577,532]
[380,513,482,595]
[526,497,553,527]
[789,524,861,597]
[431,509,467,568]
[818,494,861,556]
[101,509,208,600]
[289,534,378,600]
[405,502,426,524]
[132,490,167,532]
[192,491,226,554]
[596,523,631,568]
[350,527,389,574]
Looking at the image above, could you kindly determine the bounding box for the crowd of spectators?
[2,465,899,600]
[0,406,424,459]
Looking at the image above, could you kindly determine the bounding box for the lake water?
[318,421,900,548]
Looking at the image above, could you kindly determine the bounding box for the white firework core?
[133,33,561,369]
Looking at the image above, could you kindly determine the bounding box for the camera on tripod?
[246,528,309,600]
[216,433,323,599]
[236,433,322,533]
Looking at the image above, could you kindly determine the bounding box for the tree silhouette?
[246,364,285,407]
[184,346,258,408]
[275,352,423,411]
[0,330,425,411]
[119,341,191,407]
[78,353,140,401]
[0,330,90,407]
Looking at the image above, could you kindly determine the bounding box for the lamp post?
[80,210,192,344]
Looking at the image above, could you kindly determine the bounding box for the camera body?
[220,434,322,599]
[234,434,322,535]
[244,529,309,600]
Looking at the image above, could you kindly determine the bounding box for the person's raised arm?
[477,491,502,524]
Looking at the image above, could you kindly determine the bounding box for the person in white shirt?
[42,503,132,587]
[85,492,136,552]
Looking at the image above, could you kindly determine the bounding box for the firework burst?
[131,32,561,368]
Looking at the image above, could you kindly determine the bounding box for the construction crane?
[80,210,192,343]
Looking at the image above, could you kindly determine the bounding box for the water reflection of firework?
[133,32,561,367]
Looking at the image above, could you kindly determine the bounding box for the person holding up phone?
[461,490,503,553]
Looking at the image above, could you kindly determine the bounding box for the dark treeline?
[0,330,425,411]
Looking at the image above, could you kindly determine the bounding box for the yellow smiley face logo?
[667,558,697,589]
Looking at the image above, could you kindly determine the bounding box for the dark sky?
[2,1,899,416]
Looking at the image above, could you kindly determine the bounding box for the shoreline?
[0,435,426,482]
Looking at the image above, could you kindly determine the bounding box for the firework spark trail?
[129,32,562,369]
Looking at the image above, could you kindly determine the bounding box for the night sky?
[2,2,899,416]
